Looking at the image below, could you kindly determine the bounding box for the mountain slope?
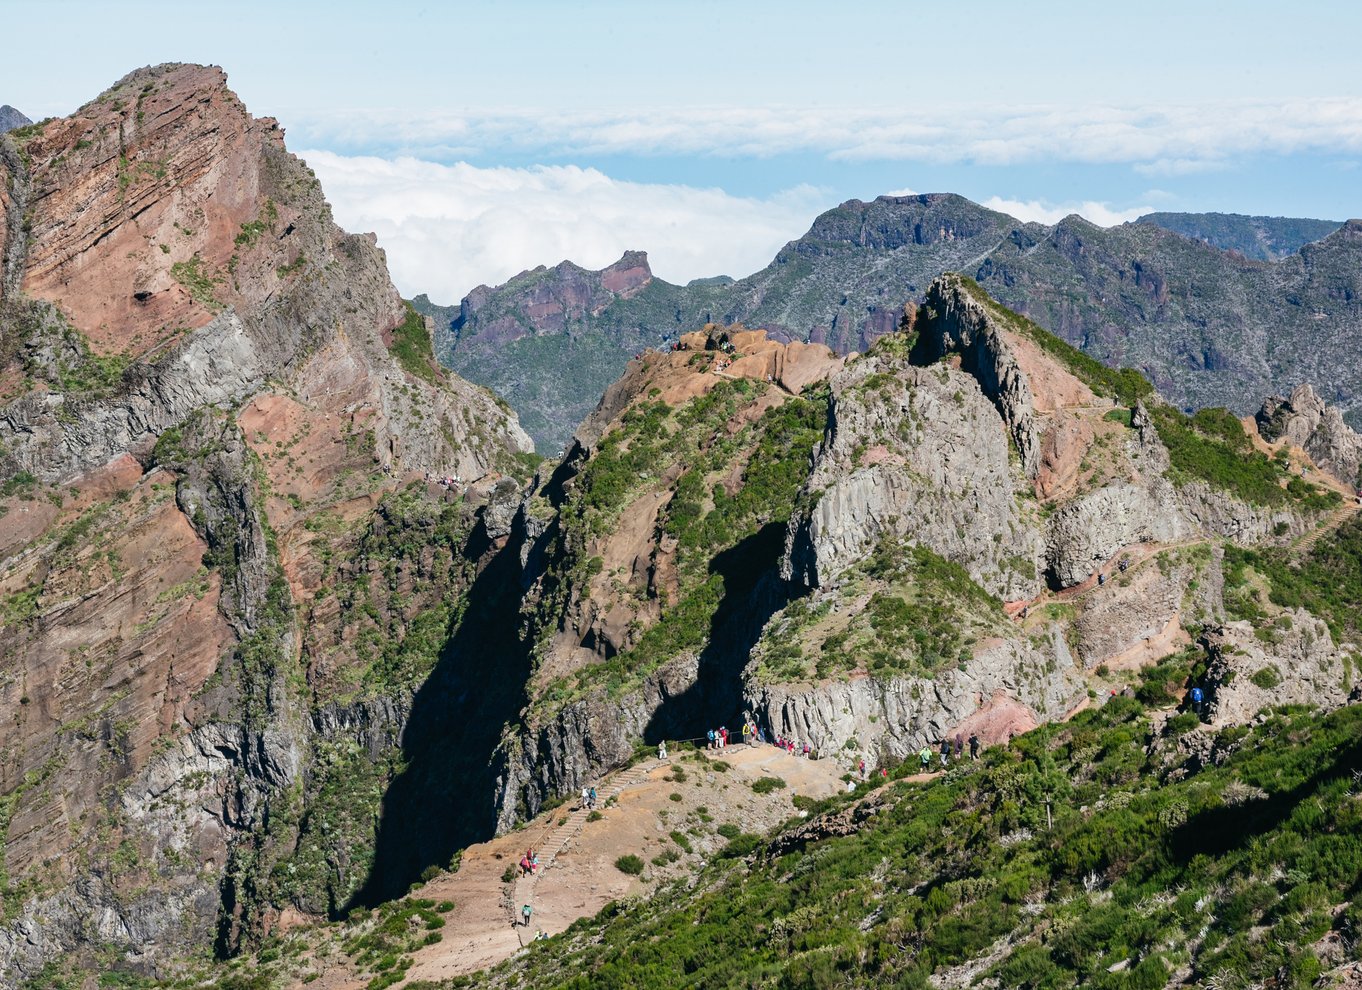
[471,698,1362,990]
[0,63,531,983]
[431,195,1362,451]
[1136,210,1341,260]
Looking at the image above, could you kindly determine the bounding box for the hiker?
[802,742,811,759]
[581,786,589,809]
[1098,572,1106,586]
[918,746,932,770]
[719,726,728,748]
[880,767,889,779]
[588,786,597,810]
[939,739,951,767]
[858,758,866,779]
[520,855,532,876]
[658,740,668,761]
[521,903,532,927]
[707,729,715,750]
[1119,557,1129,573]
[1189,685,1205,717]
[954,734,964,758]
[787,740,796,756]
[530,851,540,873]
[969,733,980,760]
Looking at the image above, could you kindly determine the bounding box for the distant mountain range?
[1133,211,1341,261]
[0,105,32,133]
[417,195,1354,453]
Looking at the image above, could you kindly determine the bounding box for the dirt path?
[386,744,845,986]
[1007,536,1208,619]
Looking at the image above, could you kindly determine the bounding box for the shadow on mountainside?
[1164,731,1362,868]
[643,520,799,744]
[350,520,534,908]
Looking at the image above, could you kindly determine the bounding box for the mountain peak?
[0,104,32,133]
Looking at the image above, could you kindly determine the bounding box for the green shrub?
[1150,405,1337,510]
[1249,666,1282,690]
[614,854,645,876]
[388,302,440,383]
[751,776,786,795]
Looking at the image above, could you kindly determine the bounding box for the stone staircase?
[510,758,664,943]
[1293,499,1361,554]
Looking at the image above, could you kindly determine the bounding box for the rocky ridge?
[463,274,1356,857]
[1134,210,1341,261]
[0,64,530,983]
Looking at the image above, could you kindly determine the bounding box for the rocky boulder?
[1257,383,1362,489]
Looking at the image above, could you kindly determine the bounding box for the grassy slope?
[484,694,1362,990]
[533,377,826,710]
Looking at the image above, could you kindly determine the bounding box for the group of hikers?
[704,721,824,760]
[579,785,598,810]
[916,732,981,770]
[518,848,540,877]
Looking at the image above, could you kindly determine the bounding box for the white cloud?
[980,197,1155,228]
[292,98,1362,169]
[302,152,829,302]
[1132,158,1229,177]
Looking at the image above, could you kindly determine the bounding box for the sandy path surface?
[396,744,846,985]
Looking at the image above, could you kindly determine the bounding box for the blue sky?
[4,0,1360,301]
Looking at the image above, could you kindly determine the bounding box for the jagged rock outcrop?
[782,345,1045,601]
[751,274,1347,766]
[1257,383,1362,489]
[911,276,1046,476]
[0,64,531,983]
[1202,611,1353,723]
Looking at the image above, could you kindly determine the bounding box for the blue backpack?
[1191,687,1204,703]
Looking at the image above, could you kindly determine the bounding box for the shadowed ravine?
[642,520,798,743]
[352,519,535,907]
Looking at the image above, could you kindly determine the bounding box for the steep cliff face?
[0,64,530,983]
